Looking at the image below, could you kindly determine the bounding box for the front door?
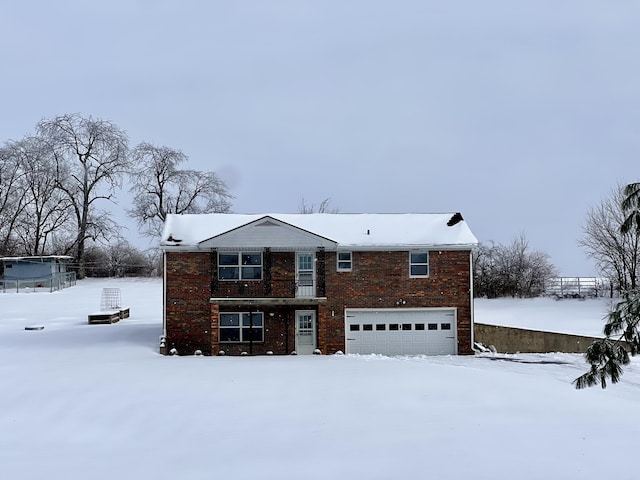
[296,252,315,297]
[295,310,316,355]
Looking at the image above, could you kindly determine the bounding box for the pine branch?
[573,338,630,389]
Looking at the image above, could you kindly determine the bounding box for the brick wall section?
[212,252,296,298]
[211,304,297,356]
[321,250,473,354]
[165,252,213,355]
[165,249,473,356]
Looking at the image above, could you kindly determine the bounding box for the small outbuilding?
[0,256,76,292]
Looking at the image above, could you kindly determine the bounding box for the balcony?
[211,278,326,306]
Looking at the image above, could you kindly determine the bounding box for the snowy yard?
[474,295,615,337]
[1,278,638,480]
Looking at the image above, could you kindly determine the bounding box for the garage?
[345,308,457,355]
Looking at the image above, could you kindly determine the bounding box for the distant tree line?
[473,234,557,298]
[0,113,231,278]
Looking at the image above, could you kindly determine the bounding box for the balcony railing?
[213,278,320,298]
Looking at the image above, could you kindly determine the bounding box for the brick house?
[160,213,478,356]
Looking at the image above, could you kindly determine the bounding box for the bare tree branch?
[128,142,232,237]
[579,184,640,291]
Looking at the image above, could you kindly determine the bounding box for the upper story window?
[409,251,429,277]
[337,251,352,272]
[218,252,262,280]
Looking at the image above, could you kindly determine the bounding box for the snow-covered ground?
[1,278,638,480]
[475,296,615,337]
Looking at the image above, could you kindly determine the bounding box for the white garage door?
[345,308,457,355]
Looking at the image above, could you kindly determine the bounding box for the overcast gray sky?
[2,1,639,275]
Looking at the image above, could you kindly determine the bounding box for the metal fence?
[544,277,611,299]
[0,272,77,293]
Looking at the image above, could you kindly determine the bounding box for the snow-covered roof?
[0,255,73,262]
[160,213,478,250]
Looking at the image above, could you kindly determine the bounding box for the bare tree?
[37,114,130,278]
[6,137,72,255]
[580,185,640,292]
[575,183,640,388]
[298,197,340,214]
[474,233,557,298]
[0,144,29,255]
[128,142,232,237]
[83,239,155,277]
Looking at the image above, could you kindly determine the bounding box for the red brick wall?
[165,249,473,355]
[320,250,473,354]
[165,251,213,355]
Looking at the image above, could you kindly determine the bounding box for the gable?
[198,216,338,250]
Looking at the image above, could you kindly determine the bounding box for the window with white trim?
[218,252,262,280]
[409,251,429,277]
[219,312,264,342]
[337,251,352,271]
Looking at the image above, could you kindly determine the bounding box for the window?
[441,323,452,330]
[337,251,352,271]
[376,324,386,331]
[350,324,360,331]
[409,251,429,277]
[296,252,315,289]
[389,324,399,331]
[415,323,425,331]
[428,323,438,331]
[363,324,373,331]
[219,252,262,280]
[220,312,264,342]
[402,324,412,330]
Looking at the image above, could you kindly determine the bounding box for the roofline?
[0,255,74,261]
[161,243,477,253]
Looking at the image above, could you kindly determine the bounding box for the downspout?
[163,250,167,338]
[469,249,475,349]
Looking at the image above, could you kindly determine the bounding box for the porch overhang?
[210,297,328,306]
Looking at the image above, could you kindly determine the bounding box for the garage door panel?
[345,309,457,356]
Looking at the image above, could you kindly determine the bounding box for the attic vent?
[447,212,464,227]
[256,220,278,227]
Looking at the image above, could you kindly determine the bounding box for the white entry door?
[296,252,315,297]
[295,310,316,355]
